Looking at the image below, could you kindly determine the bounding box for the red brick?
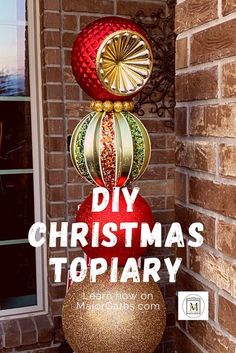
[222,0,236,15]
[3,320,21,348]
[64,49,72,66]
[117,1,166,16]
[190,104,236,137]
[188,321,235,353]
[46,170,65,185]
[176,38,188,69]
[64,68,76,84]
[80,15,100,30]
[167,196,175,209]
[217,220,236,258]
[44,102,63,118]
[222,62,236,98]
[167,166,175,179]
[175,107,187,136]
[190,247,236,297]
[43,48,61,66]
[50,299,63,316]
[154,210,175,224]
[45,119,64,135]
[47,186,65,202]
[175,204,215,247]
[175,171,186,202]
[142,120,174,134]
[65,85,80,100]
[220,144,236,178]
[68,168,84,183]
[63,32,76,48]
[176,141,216,173]
[191,20,236,65]
[63,15,78,31]
[141,166,166,180]
[176,329,202,353]
[67,184,83,200]
[145,196,165,210]
[175,68,218,102]
[175,0,218,34]
[137,180,175,196]
[189,176,236,219]
[34,316,53,343]
[43,31,60,47]
[19,318,37,346]
[43,67,62,83]
[46,153,65,169]
[218,296,236,336]
[43,12,60,29]
[48,203,65,218]
[150,135,166,149]
[63,0,114,13]
[177,269,215,319]
[49,284,67,300]
[151,150,175,164]
[46,136,65,152]
[45,84,62,100]
[166,135,175,148]
[43,0,60,10]
[65,102,91,118]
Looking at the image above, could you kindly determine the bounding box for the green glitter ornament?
[70,111,151,188]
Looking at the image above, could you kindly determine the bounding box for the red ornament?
[71,16,151,101]
[76,190,155,266]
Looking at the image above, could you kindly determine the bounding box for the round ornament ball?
[71,16,153,101]
[76,190,154,265]
[70,111,151,190]
[62,271,166,353]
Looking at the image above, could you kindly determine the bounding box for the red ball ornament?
[71,16,153,101]
[76,190,155,266]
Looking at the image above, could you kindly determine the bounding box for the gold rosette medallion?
[96,30,153,96]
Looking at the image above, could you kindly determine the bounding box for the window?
[0,0,46,317]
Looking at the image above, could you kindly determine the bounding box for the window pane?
[0,101,32,169]
[0,0,26,23]
[0,243,36,310]
[0,24,29,96]
[0,174,34,240]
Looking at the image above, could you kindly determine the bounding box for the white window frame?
[0,0,48,319]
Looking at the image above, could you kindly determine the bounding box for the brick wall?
[39,0,175,352]
[175,0,236,352]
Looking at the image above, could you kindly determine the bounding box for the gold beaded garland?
[91,100,134,112]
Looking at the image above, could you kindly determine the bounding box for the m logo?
[178,292,209,320]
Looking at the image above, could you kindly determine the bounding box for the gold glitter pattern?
[100,113,116,189]
[62,271,166,353]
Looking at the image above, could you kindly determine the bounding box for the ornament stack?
[62,17,166,353]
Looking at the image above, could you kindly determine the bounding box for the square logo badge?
[178,291,209,320]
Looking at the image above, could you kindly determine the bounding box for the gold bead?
[123,101,129,111]
[114,101,123,113]
[129,101,135,112]
[94,100,103,112]
[90,101,96,110]
[103,100,113,112]
[123,101,134,112]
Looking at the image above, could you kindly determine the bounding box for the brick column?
[175,0,236,352]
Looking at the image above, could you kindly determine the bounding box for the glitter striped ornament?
[70,111,151,189]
